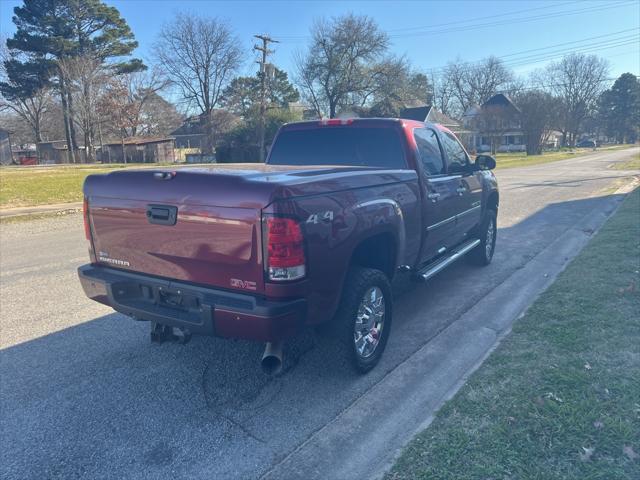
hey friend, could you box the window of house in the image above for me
[414,128,444,176]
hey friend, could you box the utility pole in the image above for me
[253,34,279,162]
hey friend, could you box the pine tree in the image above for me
[599,73,640,143]
[3,0,143,162]
[221,67,299,118]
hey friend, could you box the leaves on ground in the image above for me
[623,445,638,461]
[579,447,595,462]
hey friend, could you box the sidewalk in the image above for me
[0,202,83,218]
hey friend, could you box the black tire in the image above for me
[467,208,497,266]
[332,266,393,373]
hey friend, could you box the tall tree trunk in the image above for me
[67,89,79,162]
[34,117,43,144]
[83,81,94,163]
[84,128,91,163]
[202,110,215,155]
[59,74,76,164]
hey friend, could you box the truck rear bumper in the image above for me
[78,265,306,342]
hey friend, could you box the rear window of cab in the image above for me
[267,126,407,169]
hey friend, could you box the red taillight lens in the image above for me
[265,217,306,281]
[83,197,91,240]
[319,118,353,126]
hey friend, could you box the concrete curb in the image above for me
[0,202,83,219]
[260,187,632,480]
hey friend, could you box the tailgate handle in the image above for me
[146,204,178,226]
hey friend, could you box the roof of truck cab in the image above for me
[281,117,444,130]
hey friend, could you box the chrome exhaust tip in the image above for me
[261,341,283,375]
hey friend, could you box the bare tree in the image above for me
[430,72,455,116]
[539,53,609,146]
[443,56,514,117]
[514,89,558,155]
[154,14,242,153]
[118,68,171,137]
[295,14,389,118]
[346,63,433,118]
[136,91,183,137]
[97,77,139,162]
[58,54,111,161]
[0,86,54,144]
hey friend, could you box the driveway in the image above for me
[1,147,638,479]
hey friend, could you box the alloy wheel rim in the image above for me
[353,286,385,359]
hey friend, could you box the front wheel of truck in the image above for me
[333,267,393,373]
[467,208,497,266]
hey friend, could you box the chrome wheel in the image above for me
[353,286,385,359]
[485,217,495,259]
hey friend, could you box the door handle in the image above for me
[427,193,441,202]
[146,204,178,226]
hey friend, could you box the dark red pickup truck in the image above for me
[79,118,498,373]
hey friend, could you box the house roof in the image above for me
[482,93,521,113]
[400,105,461,128]
[37,140,85,150]
[102,136,174,146]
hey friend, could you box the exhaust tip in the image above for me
[261,355,283,375]
[261,342,283,375]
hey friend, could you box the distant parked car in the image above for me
[576,139,597,148]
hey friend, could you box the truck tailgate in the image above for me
[85,170,265,294]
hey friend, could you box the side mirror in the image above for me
[475,154,496,171]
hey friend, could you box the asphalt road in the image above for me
[1,148,638,480]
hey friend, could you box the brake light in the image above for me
[265,217,306,281]
[83,197,91,240]
[320,118,354,126]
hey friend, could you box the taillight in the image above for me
[83,197,91,240]
[265,217,306,281]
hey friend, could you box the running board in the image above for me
[413,239,481,282]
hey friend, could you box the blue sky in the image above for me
[1,0,639,81]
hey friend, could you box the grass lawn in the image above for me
[494,145,635,170]
[386,188,640,480]
[611,150,640,171]
[0,163,178,209]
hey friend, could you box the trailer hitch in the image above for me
[150,322,192,345]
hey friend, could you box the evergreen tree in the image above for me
[599,73,640,143]
[3,0,143,161]
[221,67,299,118]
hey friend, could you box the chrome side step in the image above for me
[413,239,481,282]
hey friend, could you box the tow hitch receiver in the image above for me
[150,322,192,345]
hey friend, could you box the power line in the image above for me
[273,0,635,42]
[488,28,639,60]
[388,0,635,39]
[419,30,639,75]
[502,76,625,94]
[503,38,639,68]
[383,0,581,33]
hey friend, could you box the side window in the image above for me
[414,128,444,176]
[440,131,469,173]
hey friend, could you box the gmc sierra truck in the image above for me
[78,118,499,374]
